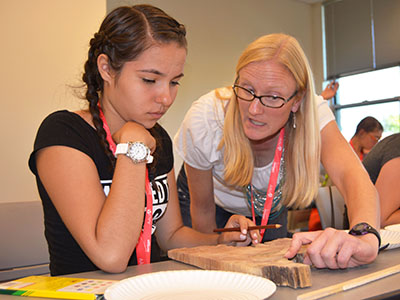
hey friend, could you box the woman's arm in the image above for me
[376,157,400,227]
[184,163,217,233]
[285,121,379,269]
[321,121,379,230]
[155,168,260,249]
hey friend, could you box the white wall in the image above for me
[0,0,322,204]
[108,0,324,173]
[0,1,106,203]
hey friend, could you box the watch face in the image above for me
[354,223,369,232]
[350,222,375,236]
[128,143,148,161]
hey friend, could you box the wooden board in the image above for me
[168,238,311,289]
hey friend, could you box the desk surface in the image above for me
[3,248,400,300]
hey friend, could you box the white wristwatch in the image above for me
[115,142,153,164]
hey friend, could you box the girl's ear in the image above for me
[97,54,113,84]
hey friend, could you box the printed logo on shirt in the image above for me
[151,173,169,222]
[100,173,169,233]
[101,180,112,196]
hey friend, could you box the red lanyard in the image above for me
[136,176,153,264]
[98,106,153,264]
[250,127,285,239]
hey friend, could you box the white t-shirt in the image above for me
[174,87,335,216]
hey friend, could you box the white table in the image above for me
[2,248,400,299]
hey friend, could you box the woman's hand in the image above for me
[217,215,261,246]
[285,228,379,269]
[112,121,156,152]
[321,81,339,100]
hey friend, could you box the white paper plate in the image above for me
[104,270,276,300]
[384,224,400,232]
[381,227,400,250]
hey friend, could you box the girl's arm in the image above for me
[36,121,155,273]
[155,168,260,250]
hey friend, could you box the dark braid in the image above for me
[81,5,187,166]
[82,35,115,165]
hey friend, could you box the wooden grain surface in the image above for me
[168,238,311,289]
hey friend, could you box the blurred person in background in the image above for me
[363,133,400,227]
[350,116,383,161]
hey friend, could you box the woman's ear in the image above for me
[291,91,304,113]
[97,54,113,84]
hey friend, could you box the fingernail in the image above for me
[241,229,247,235]
[240,234,246,240]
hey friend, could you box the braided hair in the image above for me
[82,5,187,166]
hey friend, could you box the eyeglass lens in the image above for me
[234,86,285,108]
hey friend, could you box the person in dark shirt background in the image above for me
[363,133,400,227]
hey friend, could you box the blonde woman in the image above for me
[174,33,380,269]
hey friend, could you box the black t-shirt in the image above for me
[363,133,400,184]
[28,110,173,275]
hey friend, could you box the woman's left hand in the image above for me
[217,215,261,247]
[321,80,339,100]
[285,228,379,269]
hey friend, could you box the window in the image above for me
[322,0,400,141]
[323,0,400,79]
[324,66,400,141]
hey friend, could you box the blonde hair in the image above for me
[218,33,320,209]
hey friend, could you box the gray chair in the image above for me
[0,201,49,282]
[315,185,346,229]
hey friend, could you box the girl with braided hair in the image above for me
[29,4,258,276]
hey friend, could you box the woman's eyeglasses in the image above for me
[232,84,297,109]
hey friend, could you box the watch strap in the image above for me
[349,222,381,248]
[115,143,129,156]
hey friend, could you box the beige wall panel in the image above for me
[0,1,106,203]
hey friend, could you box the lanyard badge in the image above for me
[99,106,153,264]
[250,128,284,239]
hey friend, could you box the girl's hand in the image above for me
[217,215,261,246]
[112,122,156,153]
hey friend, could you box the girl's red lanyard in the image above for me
[98,106,153,264]
[250,127,285,239]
